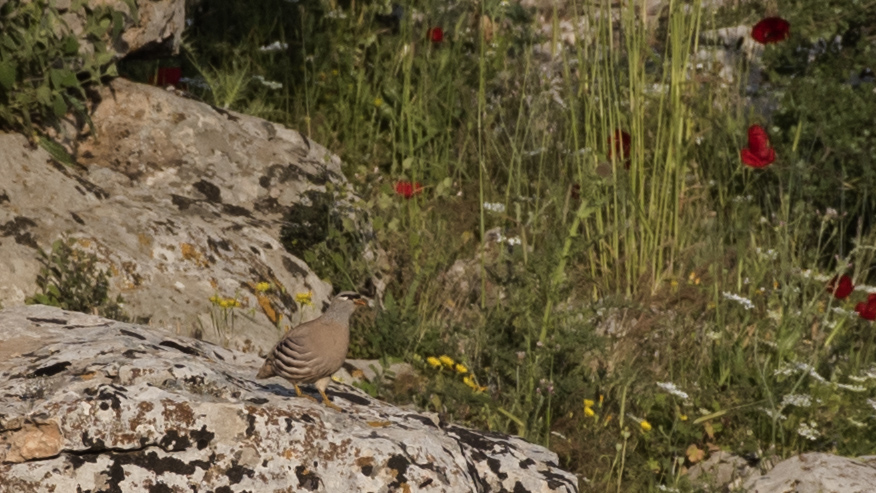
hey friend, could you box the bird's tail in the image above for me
[256,359,276,379]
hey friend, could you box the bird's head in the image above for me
[334,291,369,307]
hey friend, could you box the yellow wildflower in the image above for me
[583,399,595,408]
[680,414,688,421]
[439,355,455,367]
[640,420,652,432]
[255,282,271,293]
[295,291,313,307]
[426,356,442,368]
[209,294,221,305]
[463,375,476,389]
[584,406,595,417]
[373,97,383,108]
[455,363,468,374]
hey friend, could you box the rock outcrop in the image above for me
[0,77,357,353]
[742,453,876,493]
[51,0,185,58]
[0,305,579,492]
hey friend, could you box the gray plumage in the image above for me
[256,291,366,410]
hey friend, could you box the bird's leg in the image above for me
[318,388,343,412]
[294,384,319,403]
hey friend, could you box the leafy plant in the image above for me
[26,237,128,320]
[0,0,136,139]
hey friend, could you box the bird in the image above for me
[256,291,367,411]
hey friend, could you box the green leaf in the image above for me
[0,60,16,89]
[38,136,76,168]
[62,36,79,55]
[36,85,52,105]
[50,68,78,88]
[52,93,68,117]
[94,51,114,67]
[102,62,118,77]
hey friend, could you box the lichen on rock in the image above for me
[0,304,579,492]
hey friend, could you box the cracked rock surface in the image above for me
[0,77,351,354]
[0,305,579,492]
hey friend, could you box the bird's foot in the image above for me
[294,384,320,404]
[318,389,344,412]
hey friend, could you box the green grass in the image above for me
[162,0,876,490]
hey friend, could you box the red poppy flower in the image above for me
[151,67,182,87]
[855,294,876,321]
[827,275,854,299]
[752,17,790,44]
[741,125,776,168]
[428,27,444,44]
[608,129,631,169]
[395,181,423,199]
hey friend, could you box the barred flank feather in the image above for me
[256,291,366,385]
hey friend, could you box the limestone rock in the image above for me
[52,0,185,58]
[0,305,579,492]
[0,77,353,353]
[685,451,759,491]
[743,452,876,493]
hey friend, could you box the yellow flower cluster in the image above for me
[209,294,240,309]
[583,399,596,418]
[255,282,271,293]
[295,290,313,307]
[463,375,487,393]
[424,354,485,392]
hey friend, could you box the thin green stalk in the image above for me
[477,0,487,310]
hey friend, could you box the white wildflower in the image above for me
[774,362,827,383]
[755,247,778,260]
[252,75,282,90]
[760,407,787,421]
[483,202,506,213]
[259,41,288,52]
[832,306,856,316]
[722,291,754,310]
[836,383,866,392]
[657,382,690,401]
[796,421,820,441]
[780,394,811,408]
